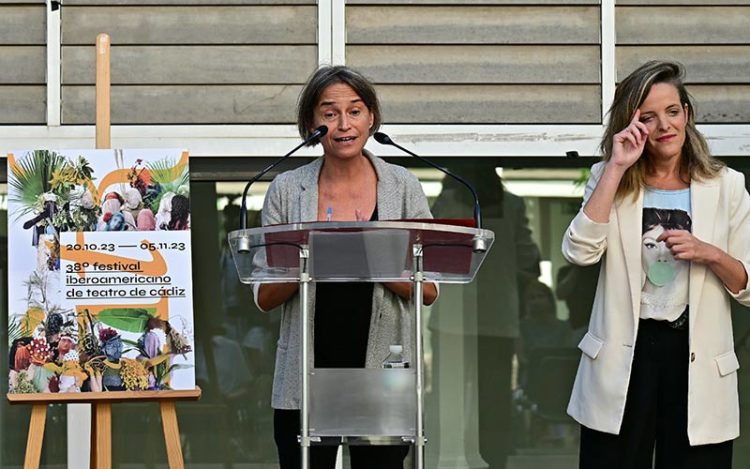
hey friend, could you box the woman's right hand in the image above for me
[580,110,649,224]
[611,109,649,170]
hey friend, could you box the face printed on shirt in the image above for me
[641,207,691,289]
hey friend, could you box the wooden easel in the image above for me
[9,389,201,469]
[7,34,202,469]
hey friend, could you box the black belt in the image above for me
[640,306,689,331]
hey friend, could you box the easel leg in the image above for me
[160,400,185,469]
[23,403,47,469]
[93,402,112,469]
[90,405,97,468]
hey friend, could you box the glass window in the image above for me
[4,159,750,468]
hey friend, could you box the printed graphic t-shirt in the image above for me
[640,187,691,322]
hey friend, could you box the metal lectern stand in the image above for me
[228,221,494,469]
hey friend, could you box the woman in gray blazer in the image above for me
[563,61,750,468]
[253,65,437,469]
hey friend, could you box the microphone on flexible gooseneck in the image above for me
[374,132,483,227]
[239,125,329,230]
[373,132,486,252]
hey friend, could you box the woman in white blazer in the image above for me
[562,61,750,469]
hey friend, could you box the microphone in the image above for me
[374,132,483,227]
[239,125,328,231]
[374,132,486,252]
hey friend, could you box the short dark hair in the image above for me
[642,207,692,234]
[296,65,382,146]
[168,194,190,230]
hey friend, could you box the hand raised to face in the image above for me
[611,109,650,170]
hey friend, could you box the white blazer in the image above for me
[562,161,750,445]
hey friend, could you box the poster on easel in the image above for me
[6,148,195,394]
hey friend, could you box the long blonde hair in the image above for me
[601,61,723,199]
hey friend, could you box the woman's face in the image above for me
[313,83,374,161]
[57,337,75,356]
[101,199,121,215]
[638,82,688,162]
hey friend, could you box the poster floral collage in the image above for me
[7,148,195,395]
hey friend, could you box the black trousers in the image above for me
[274,409,409,469]
[579,319,733,469]
[477,336,514,469]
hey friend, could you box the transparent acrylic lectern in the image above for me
[228,220,494,469]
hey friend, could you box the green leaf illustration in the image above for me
[96,308,155,333]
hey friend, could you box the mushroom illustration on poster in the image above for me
[6,148,195,394]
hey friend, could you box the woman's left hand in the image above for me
[383,282,438,305]
[658,229,718,264]
[355,209,368,221]
[659,229,749,293]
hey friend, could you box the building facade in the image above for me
[2,1,750,468]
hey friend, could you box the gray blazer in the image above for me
[253,151,432,409]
